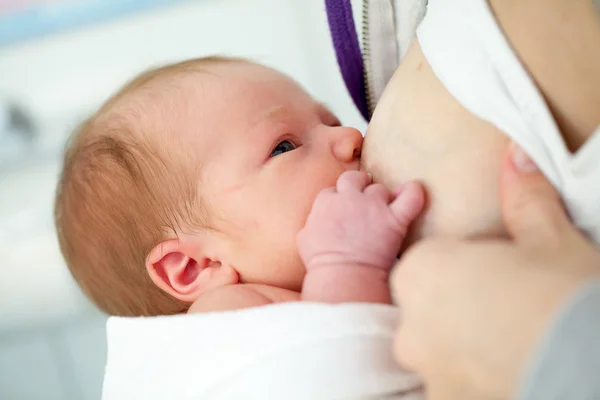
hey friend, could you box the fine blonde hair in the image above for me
[55,56,239,316]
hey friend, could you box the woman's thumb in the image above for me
[500,142,571,245]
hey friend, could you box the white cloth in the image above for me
[102,302,422,400]
[417,0,600,243]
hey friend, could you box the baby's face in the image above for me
[363,41,510,244]
[169,62,362,291]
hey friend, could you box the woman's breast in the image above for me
[362,41,509,243]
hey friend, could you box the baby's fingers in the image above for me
[336,171,372,192]
[390,182,425,229]
[364,183,393,203]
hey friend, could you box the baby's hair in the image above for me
[55,56,241,316]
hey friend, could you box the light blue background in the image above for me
[0,0,190,47]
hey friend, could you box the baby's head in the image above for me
[55,57,362,316]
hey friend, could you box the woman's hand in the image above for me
[390,142,600,399]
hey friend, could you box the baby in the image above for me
[54,57,423,317]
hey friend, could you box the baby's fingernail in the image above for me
[509,142,538,173]
[366,172,373,181]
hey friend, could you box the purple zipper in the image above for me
[325,0,370,121]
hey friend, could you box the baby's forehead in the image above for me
[108,61,316,154]
[128,62,304,113]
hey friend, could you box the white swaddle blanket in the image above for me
[102,302,422,400]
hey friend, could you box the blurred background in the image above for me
[0,1,364,398]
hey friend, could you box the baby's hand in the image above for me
[297,171,424,272]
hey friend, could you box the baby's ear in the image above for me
[146,239,239,303]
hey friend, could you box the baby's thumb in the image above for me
[390,181,425,231]
[501,142,571,246]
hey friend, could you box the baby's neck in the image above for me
[187,284,300,314]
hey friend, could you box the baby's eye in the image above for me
[270,140,296,157]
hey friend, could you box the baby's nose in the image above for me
[332,127,363,164]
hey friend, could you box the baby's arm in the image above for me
[298,171,424,304]
[302,264,393,304]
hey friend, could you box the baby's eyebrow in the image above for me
[261,105,288,120]
[246,105,288,133]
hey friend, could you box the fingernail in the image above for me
[366,172,373,181]
[510,142,538,173]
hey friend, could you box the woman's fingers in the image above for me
[501,142,573,247]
